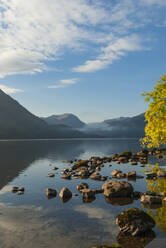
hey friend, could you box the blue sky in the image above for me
[0,0,165,123]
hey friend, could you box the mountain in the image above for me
[0,89,47,138]
[0,89,145,139]
[42,113,85,128]
[104,113,146,137]
[80,113,146,138]
[0,90,96,139]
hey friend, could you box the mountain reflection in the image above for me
[0,139,141,190]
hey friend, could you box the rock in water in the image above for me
[77,182,89,192]
[82,189,96,203]
[102,181,133,198]
[141,195,162,205]
[59,187,72,202]
[46,188,57,197]
[116,208,155,236]
[72,160,89,170]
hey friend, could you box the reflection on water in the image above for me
[0,139,165,248]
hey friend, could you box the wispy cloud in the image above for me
[0,0,165,77]
[48,78,79,89]
[48,85,66,89]
[0,85,23,94]
[73,35,143,72]
[60,78,78,84]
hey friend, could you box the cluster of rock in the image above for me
[58,150,149,182]
[111,169,143,180]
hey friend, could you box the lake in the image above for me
[0,139,166,248]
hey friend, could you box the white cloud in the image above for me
[48,78,78,89]
[0,84,23,94]
[0,0,165,77]
[73,35,143,72]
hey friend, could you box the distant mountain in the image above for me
[0,89,146,139]
[80,113,146,138]
[42,113,85,128]
[0,89,47,138]
[104,113,146,138]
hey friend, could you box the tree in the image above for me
[141,75,166,148]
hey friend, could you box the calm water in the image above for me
[0,139,166,248]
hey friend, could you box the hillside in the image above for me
[0,89,47,138]
[42,113,85,128]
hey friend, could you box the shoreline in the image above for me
[0,137,140,142]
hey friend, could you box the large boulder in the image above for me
[102,181,133,198]
[116,208,155,236]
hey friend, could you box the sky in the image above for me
[0,0,165,123]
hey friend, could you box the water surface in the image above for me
[0,139,165,248]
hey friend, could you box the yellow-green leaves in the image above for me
[141,75,166,148]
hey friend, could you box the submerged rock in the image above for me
[116,208,155,236]
[59,187,72,202]
[102,181,133,198]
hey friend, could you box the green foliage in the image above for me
[141,75,166,148]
